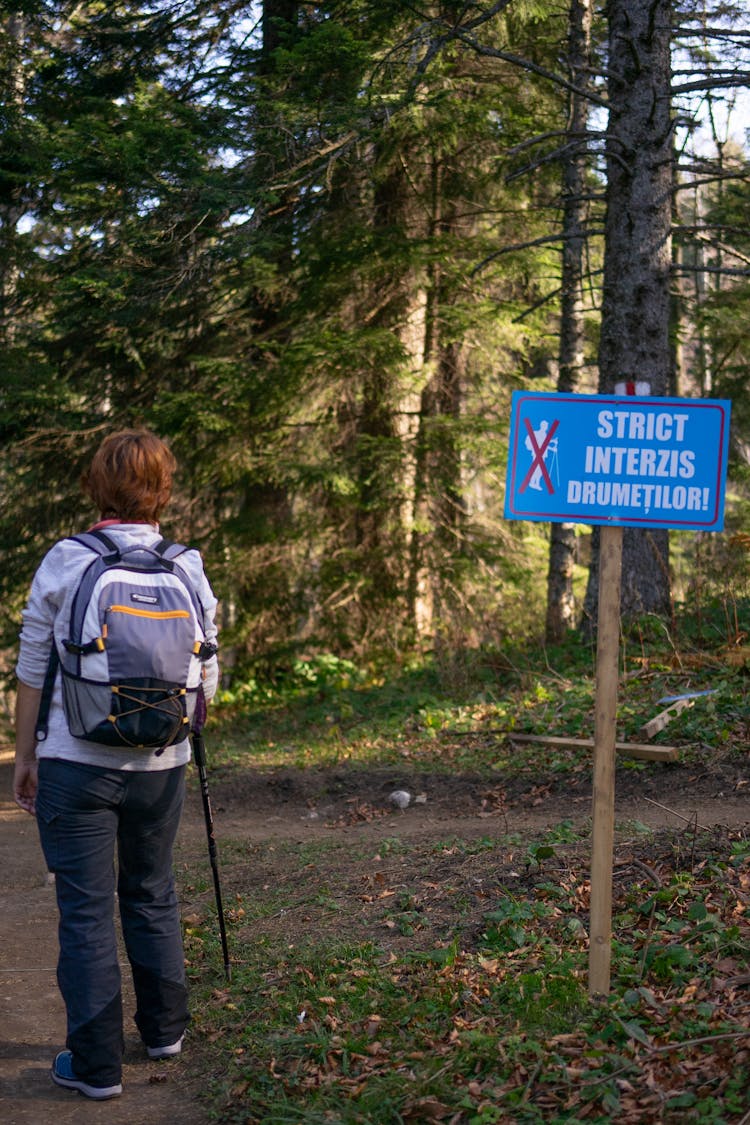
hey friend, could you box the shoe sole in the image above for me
[52,1069,122,1099]
[147,1035,184,1060]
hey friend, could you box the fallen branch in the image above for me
[652,1028,750,1053]
[625,858,663,888]
[642,796,709,832]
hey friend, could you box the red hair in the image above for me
[82,429,177,523]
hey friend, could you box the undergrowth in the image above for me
[184,827,750,1124]
[207,606,750,775]
[181,611,750,1123]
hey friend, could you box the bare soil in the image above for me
[1,743,748,1124]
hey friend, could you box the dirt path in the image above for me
[0,749,211,1125]
[1,744,748,1124]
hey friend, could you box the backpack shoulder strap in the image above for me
[70,529,121,561]
[153,537,188,561]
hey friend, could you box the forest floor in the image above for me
[1,740,749,1124]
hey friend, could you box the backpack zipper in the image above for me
[106,605,190,621]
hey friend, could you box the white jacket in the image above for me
[16,523,219,771]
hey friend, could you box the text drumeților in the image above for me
[568,409,708,514]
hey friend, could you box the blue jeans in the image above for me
[36,759,189,1087]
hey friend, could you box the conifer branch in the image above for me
[472,230,606,276]
[672,264,750,277]
[446,34,608,108]
[672,73,750,95]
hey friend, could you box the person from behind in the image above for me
[13,429,219,1099]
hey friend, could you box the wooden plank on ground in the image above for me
[640,697,693,739]
[506,732,678,762]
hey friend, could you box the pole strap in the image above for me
[35,644,60,742]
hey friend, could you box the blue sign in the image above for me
[505,392,731,530]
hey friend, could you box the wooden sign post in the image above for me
[588,525,623,996]
[504,390,731,998]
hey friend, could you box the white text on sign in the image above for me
[569,408,704,514]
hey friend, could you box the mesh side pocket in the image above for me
[61,673,111,740]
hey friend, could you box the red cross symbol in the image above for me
[519,417,559,494]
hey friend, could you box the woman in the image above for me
[13,429,219,1100]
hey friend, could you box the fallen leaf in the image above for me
[403,1096,454,1121]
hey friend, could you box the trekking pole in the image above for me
[191,693,231,981]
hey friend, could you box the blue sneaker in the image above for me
[51,1050,122,1100]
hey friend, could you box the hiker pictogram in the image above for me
[521,417,559,493]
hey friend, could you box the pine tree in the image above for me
[546,0,596,643]
[583,0,674,625]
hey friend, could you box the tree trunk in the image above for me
[583,0,674,627]
[0,14,26,347]
[406,148,470,645]
[406,150,441,640]
[262,0,297,55]
[546,0,592,644]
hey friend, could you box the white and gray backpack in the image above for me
[36,530,217,750]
